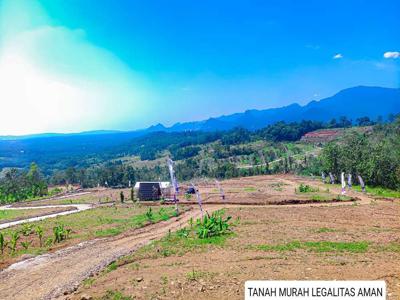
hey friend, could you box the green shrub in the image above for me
[9,231,20,254]
[21,224,33,236]
[195,210,232,239]
[145,208,154,222]
[53,224,71,243]
[35,226,44,247]
[0,232,5,255]
[21,241,31,250]
[297,183,318,193]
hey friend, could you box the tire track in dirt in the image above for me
[0,207,212,300]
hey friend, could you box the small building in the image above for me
[134,182,171,201]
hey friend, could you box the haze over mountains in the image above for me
[0,85,399,172]
[155,86,400,132]
[1,85,399,141]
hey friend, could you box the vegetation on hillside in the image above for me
[304,117,400,189]
[0,115,399,203]
[0,163,48,203]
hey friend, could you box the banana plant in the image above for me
[53,224,71,243]
[145,208,154,222]
[195,210,232,239]
[35,226,44,247]
[0,232,5,255]
[9,231,20,254]
[21,241,32,250]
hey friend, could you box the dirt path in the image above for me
[0,207,209,300]
[0,204,93,230]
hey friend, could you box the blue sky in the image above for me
[0,0,399,134]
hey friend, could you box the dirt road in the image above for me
[0,204,92,230]
[0,207,210,300]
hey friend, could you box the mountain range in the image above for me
[0,85,399,172]
[1,85,399,141]
[153,86,400,132]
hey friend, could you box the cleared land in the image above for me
[181,174,354,205]
[0,205,180,270]
[0,175,398,300]
[69,201,400,300]
[0,206,76,224]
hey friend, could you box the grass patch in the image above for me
[310,195,332,201]
[0,210,29,221]
[0,206,180,262]
[105,262,118,273]
[335,195,352,201]
[130,231,232,261]
[244,187,257,192]
[315,227,337,233]
[186,269,217,281]
[267,182,289,192]
[118,210,235,266]
[0,208,69,222]
[100,290,133,300]
[95,227,124,237]
[82,277,96,288]
[303,241,368,253]
[377,242,400,253]
[309,194,351,201]
[250,241,369,253]
[325,184,400,199]
[353,185,400,198]
[296,183,319,193]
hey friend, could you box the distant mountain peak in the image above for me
[141,86,400,133]
[147,123,167,131]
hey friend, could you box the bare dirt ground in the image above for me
[69,201,400,300]
[179,174,358,205]
[0,175,398,300]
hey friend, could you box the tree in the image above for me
[338,116,352,128]
[356,116,374,126]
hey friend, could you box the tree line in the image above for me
[1,114,398,203]
[0,163,48,203]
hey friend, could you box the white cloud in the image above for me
[333,53,343,59]
[383,51,400,59]
[0,0,155,135]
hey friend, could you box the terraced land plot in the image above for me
[69,201,400,300]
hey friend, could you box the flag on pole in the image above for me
[347,174,352,189]
[357,175,366,193]
[167,158,179,214]
[341,172,346,195]
[215,180,226,201]
[329,172,335,184]
[191,183,203,216]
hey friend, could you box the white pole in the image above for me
[191,183,203,217]
[341,172,346,195]
[168,158,179,214]
[215,180,226,201]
